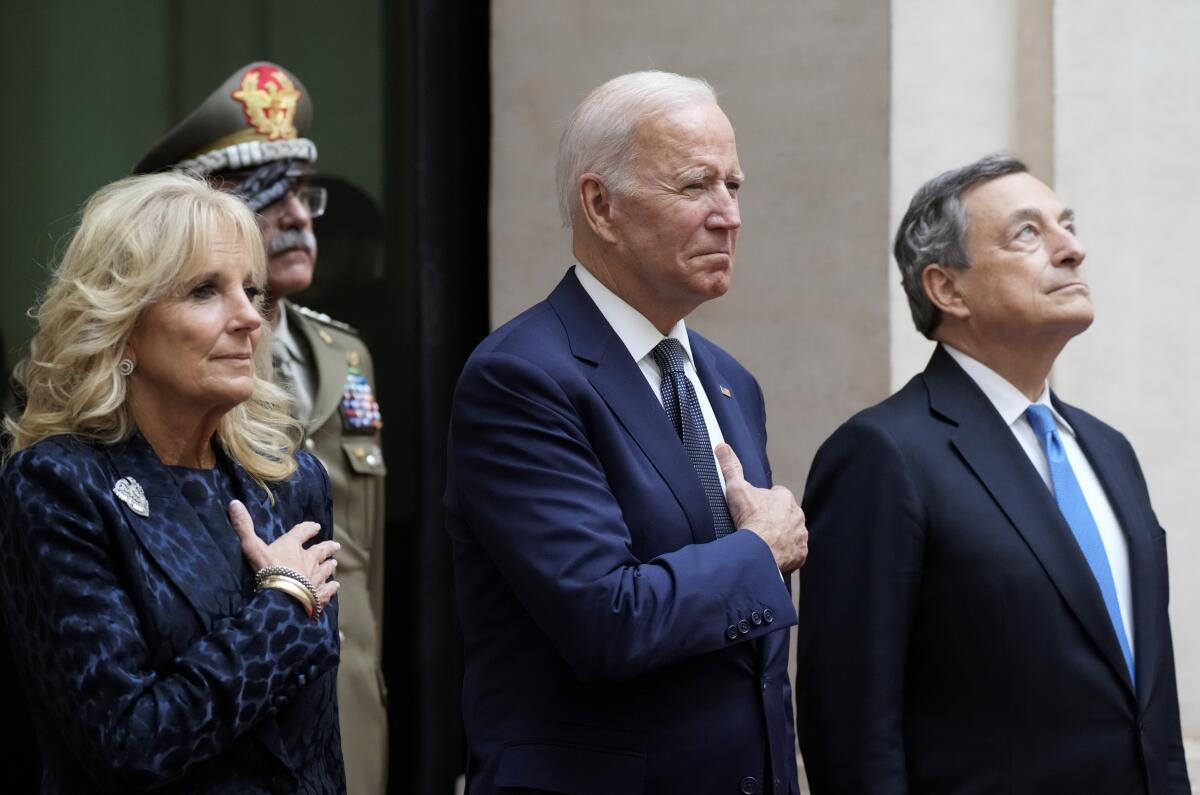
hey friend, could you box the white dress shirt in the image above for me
[943,344,1135,656]
[574,264,728,490]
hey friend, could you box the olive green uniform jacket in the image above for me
[286,302,387,795]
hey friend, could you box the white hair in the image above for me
[555,70,718,228]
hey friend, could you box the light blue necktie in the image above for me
[1025,404,1134,683]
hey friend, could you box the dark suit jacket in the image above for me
[445,269,800,795]
[0,433,345,794]
[796,346,1190,794]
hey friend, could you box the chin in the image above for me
[268,258,315,297]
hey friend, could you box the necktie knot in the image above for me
[1025,403,1057,438]
[652,338,687,378]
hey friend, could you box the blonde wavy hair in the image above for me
[6,172,302,491]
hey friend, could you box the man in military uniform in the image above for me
[134,62,388,795]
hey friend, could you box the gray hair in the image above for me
[894,153,1029,338]
[556,71,717,228]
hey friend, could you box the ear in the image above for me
[922,263,970,321]
[578,173,620,244]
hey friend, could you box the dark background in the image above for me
[0,0,489,792]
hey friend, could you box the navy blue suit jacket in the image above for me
[445,269,800,795]
[796,346,1190,794]
[0,433,345,794]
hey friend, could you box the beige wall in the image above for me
[492,0,1198,780]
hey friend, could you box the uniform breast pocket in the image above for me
[332,439,385,554]
[341,440,386,476]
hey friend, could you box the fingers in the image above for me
[314,557,338,585]
[228,500,266,552]
[715,443,745,484]
[317,580,341,606]
[228,500,254,538]
[286,521,322,545]
[310,540,341,562]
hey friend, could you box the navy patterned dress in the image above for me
[0,432,346,794]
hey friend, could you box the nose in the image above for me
[705,186,741,231]
[231,290,264,334]
[1052,224,1086,268]
[278,190,313,228]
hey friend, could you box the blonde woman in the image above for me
[1,173,345,793]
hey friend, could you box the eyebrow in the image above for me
[676,167,747,184]
[1007,206,1075,226]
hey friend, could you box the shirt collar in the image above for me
[941,343,1075,436]
[271,299,305,361]
[573,264,693,366]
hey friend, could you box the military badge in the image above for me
[340,353,383,432]
[232,65,302,141]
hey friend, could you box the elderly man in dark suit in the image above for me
[445,71,809,795]
[796,154,1191,794]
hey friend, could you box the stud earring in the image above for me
[118,358,135,376]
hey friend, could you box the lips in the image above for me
[1049,282,1088,293]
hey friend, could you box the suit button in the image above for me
[309,664,320,678]
[762,608,774,624]
[751,611,763,625]
[761,676,768,690]
[740,775,760,793]
[265,706,278,718]
[296,673,307,686]
[304,438,315,452]
[737,619,751,635]
[726,625,739,641]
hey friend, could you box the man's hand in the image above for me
[716,443,808,573]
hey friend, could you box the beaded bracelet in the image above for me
[255,565,323,619]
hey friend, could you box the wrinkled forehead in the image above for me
[631,101,740,170]
[962,171,1066,222]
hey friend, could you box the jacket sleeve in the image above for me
[1122,435,1192,795]
[0,443,339,791]
[447,349,795,684]
[795,416,924,794]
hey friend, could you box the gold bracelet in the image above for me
[259,574,317,618]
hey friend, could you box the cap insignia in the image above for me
[232,66,302,141]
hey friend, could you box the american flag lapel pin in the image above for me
[719,385,732,398]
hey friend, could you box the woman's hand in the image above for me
[228,500,341,608]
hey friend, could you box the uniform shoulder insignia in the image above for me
[293,303,360,336]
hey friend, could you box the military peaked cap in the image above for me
[133,61,317,176]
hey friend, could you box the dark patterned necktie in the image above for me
[652,338,735,537]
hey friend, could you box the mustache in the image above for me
[268,229,317,257]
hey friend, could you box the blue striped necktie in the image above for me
[1025,404,1134,683]
[652,339,735,538]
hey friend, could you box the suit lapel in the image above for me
[926,348,1134,694]
[104,435,236,633]
[1055,400,1158,706]
[549,269,717,545]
